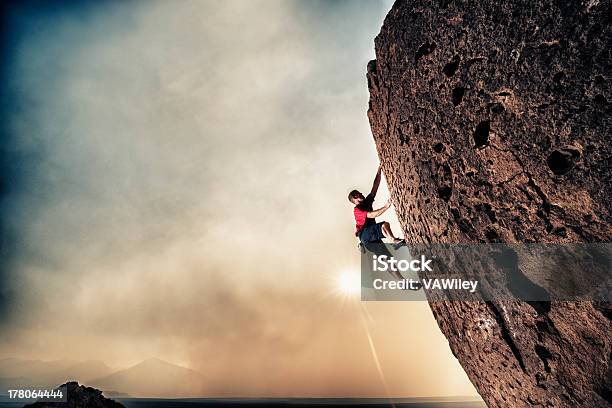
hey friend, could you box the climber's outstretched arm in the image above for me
[369,165,382,198]
[367,198,391,218]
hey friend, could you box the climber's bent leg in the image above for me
[359,223,406,279]
[381,221,403,244]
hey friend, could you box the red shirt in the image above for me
[354,207,368,234]
[354,194,375,235]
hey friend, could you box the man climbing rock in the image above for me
[348,165,405,249]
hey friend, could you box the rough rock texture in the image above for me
[367,1,611,407]
[23,382,124,408]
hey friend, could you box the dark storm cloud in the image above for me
[0,0,130,326]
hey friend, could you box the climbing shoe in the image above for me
[392,239,406,250]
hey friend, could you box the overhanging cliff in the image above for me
[367,1,611,407]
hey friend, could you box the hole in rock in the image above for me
[433,142,445,153]
[537,103,549,110]
[452,87,465,106]
[485,230,500,241]
[596,305,612,322]
[489,103,505,113]
[594,94,607,105]
[481,203,497,222]
[457,218,475,236]
[535,321,550,333]
[438,186,452,202]
[552,72,565,83]
[415,42,436,62]
[442,55,460,77]
[547,148,580,175]
[473,120,491,148]
[590,23,603,36]
[450,208,461,220]
[498,91,512,96]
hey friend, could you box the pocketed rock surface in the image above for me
[366,1,611,406]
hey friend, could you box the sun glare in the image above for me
[336,269,361,297]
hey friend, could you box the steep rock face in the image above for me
[367,1,611,407]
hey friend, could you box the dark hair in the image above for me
[348,189,361,203]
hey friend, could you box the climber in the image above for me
[348,165,406,250]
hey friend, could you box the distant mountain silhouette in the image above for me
[0,358,76,384]
[53,360,114,383]
[0,358,111,390]
[89,358,206,397]
[0,357,204,397]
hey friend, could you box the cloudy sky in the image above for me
[0,0,478,398]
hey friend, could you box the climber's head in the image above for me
[348,190,364,205]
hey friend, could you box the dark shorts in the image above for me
[358,222,385,243]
